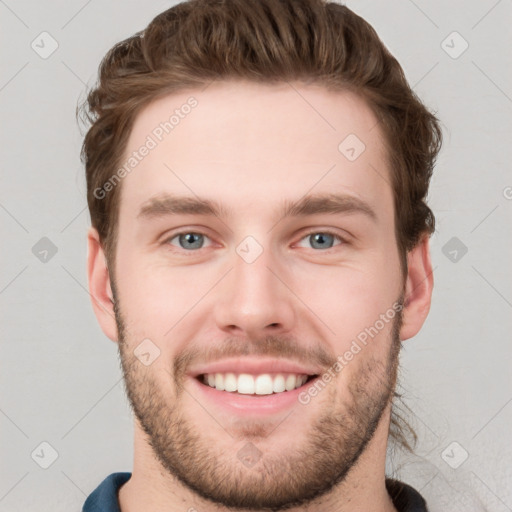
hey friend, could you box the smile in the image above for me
[198,372,317,395]
[188,357,322,414]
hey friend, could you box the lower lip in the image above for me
[189,376,317,416]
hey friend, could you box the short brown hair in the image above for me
[79,0,442,276]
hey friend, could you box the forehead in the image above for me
[119,80,392,221]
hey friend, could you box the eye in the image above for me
[166,232,213,251]
[296,230,345,250]
[163,229,346,254]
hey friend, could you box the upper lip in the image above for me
[188,357,321,378]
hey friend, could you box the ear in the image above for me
[87,227,118,342]
[400,234,434,341]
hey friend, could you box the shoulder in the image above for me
[82,472,132,512]
[386,478,429,512]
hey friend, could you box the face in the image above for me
[109,81,406,509]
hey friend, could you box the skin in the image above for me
[87,80,433,512]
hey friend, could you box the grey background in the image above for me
[1,1,511,511]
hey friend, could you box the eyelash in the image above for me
[162,229,347,255]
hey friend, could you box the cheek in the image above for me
[298,258,402,365]
[115,254,224,349]
[114,255,180,335]
[302,255,401,324]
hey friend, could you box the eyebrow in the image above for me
[137,192,377,223]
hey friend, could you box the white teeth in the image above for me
[285,374,297,391]
[255,374,273,395]
[224,373,237,392]
[215,373,225,391]
[272,374,286,393]
[201,372,312,395]
[237,374,255,394]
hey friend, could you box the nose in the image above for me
[213,242,296,338]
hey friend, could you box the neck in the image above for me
[118,404,397,512]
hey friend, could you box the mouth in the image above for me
[196,372,319,395]
[187,358,322,415]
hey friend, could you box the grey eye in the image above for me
[172,233,206,250]
[307,232,338,250]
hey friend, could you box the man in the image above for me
[81,0,442,510]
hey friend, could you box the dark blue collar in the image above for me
[82,473,428,511]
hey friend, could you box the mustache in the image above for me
[173,335,338,381]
